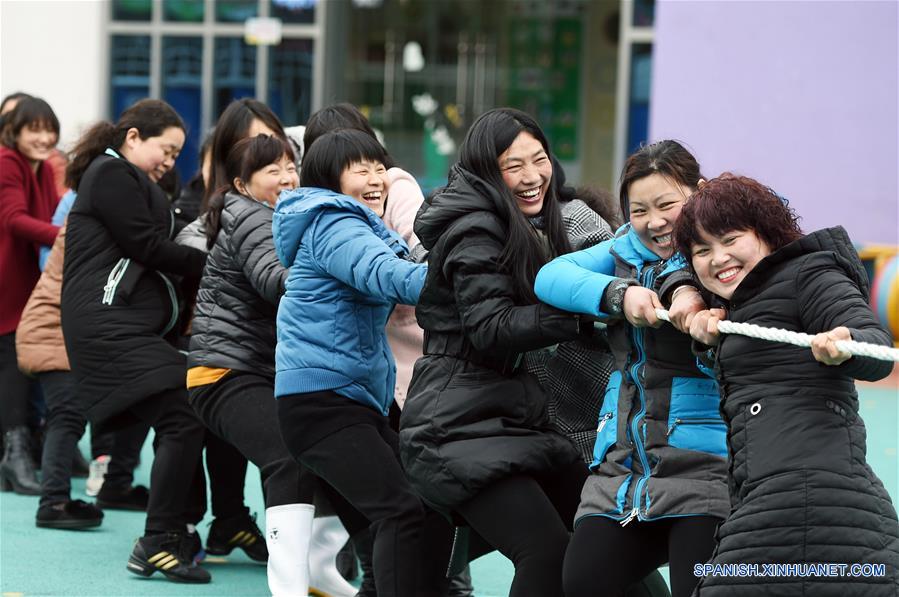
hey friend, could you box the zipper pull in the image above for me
[666,418,681,437]
[597,413,613,433]
[620,507,639,527]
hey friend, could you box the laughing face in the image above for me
[627,173,693,259]
[690,227,772,300]
[498,131,552,217]
[339,159,390,217]
[15,122,58,164]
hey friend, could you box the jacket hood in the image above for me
[732,226,868,303]
[273,186,403,266]
[414,164,513,250]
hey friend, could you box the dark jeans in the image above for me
[454,461,588,597]
[102,387,205,533]
[0,332,32,433]
[563,514,721,597]
[278,392,453,597]
[190,372,312,508]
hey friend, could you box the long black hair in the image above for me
[300,128,391,192]
[302,103,388,164]
[65,99,184,191]
[205,99,287,212]
[458,108,571,304]
[204,134,295,248]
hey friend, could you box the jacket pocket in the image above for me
[667,376,726,457]
[590,370,622,470]
[745,397,853,483]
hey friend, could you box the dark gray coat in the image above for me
[188,192,286,377]
[694,227,899,596]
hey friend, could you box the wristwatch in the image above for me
[602,278,638,317]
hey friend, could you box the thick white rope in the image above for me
[655,309,899,363]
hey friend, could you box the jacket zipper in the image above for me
[621,262,659,526]
[666,417,724,437]
[597,412,614,433]
[101,258,130,305]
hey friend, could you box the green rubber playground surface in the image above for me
[2,384,895,597]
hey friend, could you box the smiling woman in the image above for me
[60,99,212,584]
[535,140,728,597]
[398,108,592,597]
[0,96,62,497]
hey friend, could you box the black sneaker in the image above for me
[127,532,211,583]
[36,499,103,529]
[97,484,149,511]
[205,512,268,562]
[182,529,206,564]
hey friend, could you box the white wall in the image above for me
[0,0,106,150]
[650,1,898,245]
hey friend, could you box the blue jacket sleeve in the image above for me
[39,189,76,271]
[535,238,620,317]
[311,210,426,305]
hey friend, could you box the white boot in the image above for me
[266,503,315,597]
[308,516,357,597]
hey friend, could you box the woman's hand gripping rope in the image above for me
[655,309,899,364]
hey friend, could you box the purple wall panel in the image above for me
[650,1,898,244]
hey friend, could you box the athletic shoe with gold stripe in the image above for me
[205,512,268,563]
[127,532,211,583]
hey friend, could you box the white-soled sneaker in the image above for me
[85,455,109,497]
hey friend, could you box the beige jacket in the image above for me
[383,168,425,408]
[16,224,69,374]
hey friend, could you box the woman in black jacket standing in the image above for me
[187,134,316,596]
[399,108,591,597]
[61,99,210,583]
[674,174,899,596]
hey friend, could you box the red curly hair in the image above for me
[674,173,803,258]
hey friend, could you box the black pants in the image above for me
[90,415,149,489]
[278,392,452,597]
[190,372,312,508]
[453,461,588,597]
[0,332,32,433]
[38,371,150,507]
[563,514,721,597]
[102,386,205,533]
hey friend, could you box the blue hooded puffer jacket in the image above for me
[272,187,426,414]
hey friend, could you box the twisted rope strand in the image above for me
[654,309,899,363]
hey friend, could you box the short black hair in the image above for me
[0,96,60,148]
[300,128,390,193]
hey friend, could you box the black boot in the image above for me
[354,528,377,597]
[448,565,474,597]
[0,426,41,495]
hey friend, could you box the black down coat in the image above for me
[61,152,206,422]
[694,227,899,596]
[398,165,586,512]
[188,192,285,377]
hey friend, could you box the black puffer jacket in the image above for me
[694,227,899,596]
[398,165,585,511]
[61,152,206,421]
[188,192,285,377]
